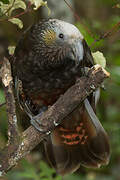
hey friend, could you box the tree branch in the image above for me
[0,57,110,176]
[1,57,20,143]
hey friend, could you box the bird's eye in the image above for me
[59,33,64,39]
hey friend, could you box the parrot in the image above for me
[11,19,110,175]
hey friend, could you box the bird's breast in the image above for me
[23,63,83,114]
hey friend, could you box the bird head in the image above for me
[25,19,94,69]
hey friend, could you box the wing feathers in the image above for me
[44,98,110,175]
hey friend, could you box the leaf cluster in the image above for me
[0,0,48,28]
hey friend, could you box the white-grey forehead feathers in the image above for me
[49,19,84,39]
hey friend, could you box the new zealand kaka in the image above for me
[11,19,110,175]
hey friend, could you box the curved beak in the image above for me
[68,39,84,66]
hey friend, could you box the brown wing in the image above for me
[44,97,110,175]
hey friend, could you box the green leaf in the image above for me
[0,0,26,17]
[8,0,26,15]
[14,0,26,10]
[30,0,48,10]
[0,2,10,16]
[92,51,106,68]
[8,45,15,55]
[8,17,23,28]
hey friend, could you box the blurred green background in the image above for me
[0,0,120,179]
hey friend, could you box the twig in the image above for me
[63,0,94,39]
[0,57,110,176]
[1,57,20,144]
[0,1,32,22]
[64,0,120,48]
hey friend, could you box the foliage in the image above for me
[30,0,49,11]
[92,51,106,68]
[0,0,48,28]
[0,0,120,180]
[6,160,62,180]
[76,22,103,48]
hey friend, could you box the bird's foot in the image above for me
[23,99,49,133]
[30,106,50,133]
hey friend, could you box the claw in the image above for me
[30,117,45,132]
[30,113,50,133]
[25,103,48,132]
